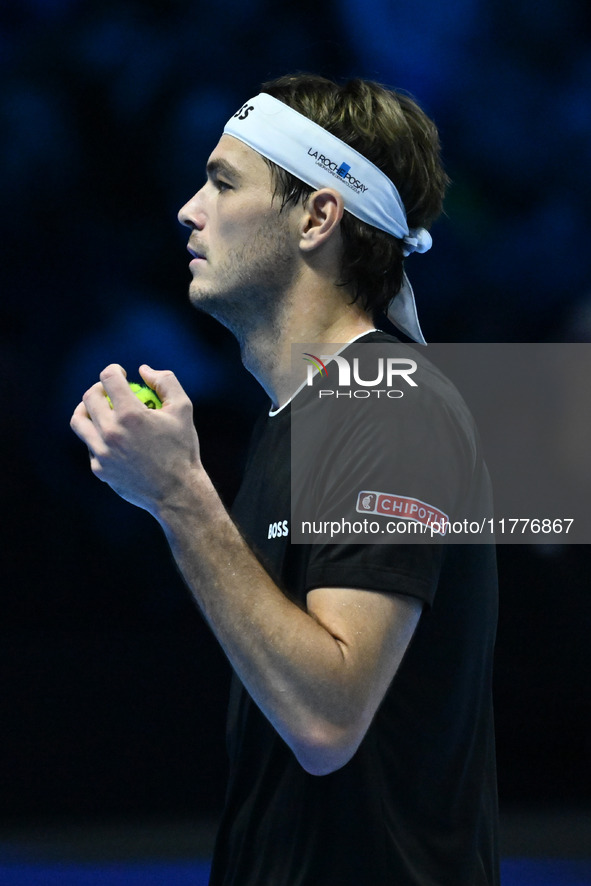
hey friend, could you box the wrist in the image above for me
[155,465,224,534]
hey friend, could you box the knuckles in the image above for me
[101,410,145,446]
[101,426,125,448]
[178,398,194,418]
[99,363,126,382]
[82,381,105,402]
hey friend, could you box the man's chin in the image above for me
[188,284,217,312]
[188,279,282,339]
[188,287,242,332]
[190,284,221,307]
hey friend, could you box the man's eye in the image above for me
[215,179,231,192]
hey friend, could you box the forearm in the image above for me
[156,467,362,773]
[70,365,415,775]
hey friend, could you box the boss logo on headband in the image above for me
[233,103,255,121]
[307,148,368,194]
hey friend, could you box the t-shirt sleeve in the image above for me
[305,541,444,607]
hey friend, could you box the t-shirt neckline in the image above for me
[268,328,380,418]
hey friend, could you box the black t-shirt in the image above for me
[208,332,499,886]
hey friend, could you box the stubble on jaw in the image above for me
[188,209,299,348]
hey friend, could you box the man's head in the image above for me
[179,73,448,342]
[255,73,449,323]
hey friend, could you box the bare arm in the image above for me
[71,364,422,775]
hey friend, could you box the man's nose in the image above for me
[177,189,205,229]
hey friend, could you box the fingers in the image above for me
[72,365,132,447]
[98,364,133,410]
[71,363,188,444]
[70,399,105,455]
[138,364,188,407]
[81,364,185,414]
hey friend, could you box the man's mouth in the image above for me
[187,244,207,261]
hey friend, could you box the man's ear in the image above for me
[299,189,345,252]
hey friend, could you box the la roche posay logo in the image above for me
[303,351,418,400]
[307,150,368,194]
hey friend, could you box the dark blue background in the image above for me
[1,0,590,826]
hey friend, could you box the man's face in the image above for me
[178,135,300,335]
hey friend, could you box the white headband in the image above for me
[224,93,431,344]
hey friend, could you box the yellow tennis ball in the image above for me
[128,383,162,409]
[106,382,162,409]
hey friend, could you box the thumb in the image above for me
[138,365,187,405]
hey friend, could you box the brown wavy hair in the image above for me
[260,73,449,319]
